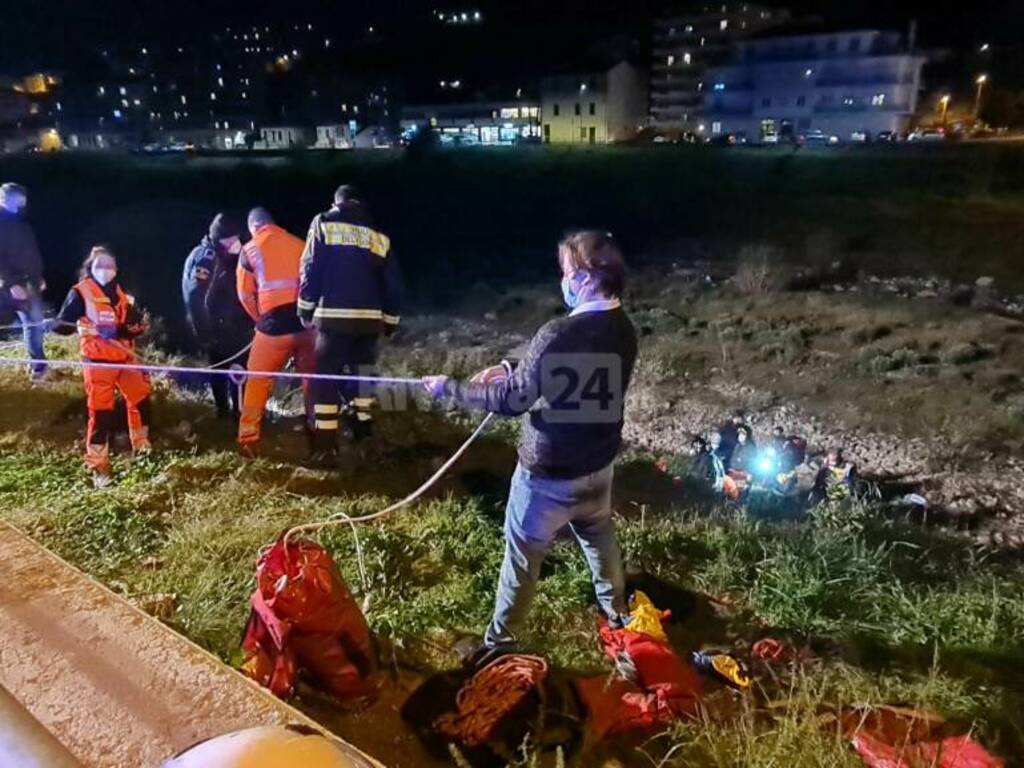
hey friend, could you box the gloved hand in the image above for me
[422,375,450,399]
[470,361,512,385]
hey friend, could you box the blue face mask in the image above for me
[561,276,579,309]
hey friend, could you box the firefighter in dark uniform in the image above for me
[298,185,401,459]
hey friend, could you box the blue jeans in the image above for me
[485,462,626,648]
[15,293,46,377]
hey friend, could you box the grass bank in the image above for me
[0,338,1021,765]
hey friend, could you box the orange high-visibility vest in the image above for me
[75,278,133,362]
[237,224,305,321]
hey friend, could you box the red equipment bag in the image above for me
[851,732,1004,768]
[241,537,377,702]
[576,616,702,738]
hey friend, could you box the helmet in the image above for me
[162,725,368,768]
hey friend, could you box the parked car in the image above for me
[800,129,840,146]
[706,133,738,147]
[908,128,946,142]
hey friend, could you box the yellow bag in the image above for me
[626,590,669,643]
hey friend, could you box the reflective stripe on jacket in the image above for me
[237,224,305,322]
[76,278,134,362]
[297,202,402,336]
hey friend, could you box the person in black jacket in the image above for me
[182,213,253,418]
[298,185,402,457]
[423,231,637,661]
[0,183,47,382]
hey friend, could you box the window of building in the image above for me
[713,82,725,91]
[553,103,560,116]
[668,26,676,36]
[848,37,862,53]
[543,124,550,142]
[574,103,581,116]
[843,96,855,106]
[667,55,675,66]
[685,24,694,32]
[796,96,806,106]
[712,121,722,134]
[580,126,587,140]
[761,97,771,107]
[871,93,886,106]
[589,102,596,115]
[720,19,728,31]
[683,52,692,65]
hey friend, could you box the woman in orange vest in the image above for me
[54,246,151,488]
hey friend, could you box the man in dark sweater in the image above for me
[424,231,638,658]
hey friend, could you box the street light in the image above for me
[974,74,988,120]
[939,94,950,127]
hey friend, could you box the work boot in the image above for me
[309,450,338,470]
[238,442,260,459]
[92,471,113,490]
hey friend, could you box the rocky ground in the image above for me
[388,261,1024,549]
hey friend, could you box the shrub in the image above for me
[942,342,996,366]
[734,245,787,297]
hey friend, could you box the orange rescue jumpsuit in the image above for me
[74,278,151,473]
[236,224,315,447]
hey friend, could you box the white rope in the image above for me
[281,412,497,585]
[0,356,422,386]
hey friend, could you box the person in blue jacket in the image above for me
[182,213,253,418]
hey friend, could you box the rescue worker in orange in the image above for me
[54,246,150,488]
[236,207,315,455]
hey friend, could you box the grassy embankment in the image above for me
[0,333,1021,766]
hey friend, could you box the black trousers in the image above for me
[311,332,379,448]
[208,345,249,417]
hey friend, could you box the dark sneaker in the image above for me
[462,641,519,671]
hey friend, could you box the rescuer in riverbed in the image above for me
[53,246,151,488]
[423,230,638,665]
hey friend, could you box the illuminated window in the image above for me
[97,86,106,96]
[181,95,187,105]
[720,19,728,30]
[804,68,814,78]
[683,52,692,65]
[529,107,539,118]
[685,24,694,32]
[217,77,224,87]
[119,86,127,96]
[713,82,725,91]
[210,92,217,101]
[121,98,129,107]
[712,121,722,134]
[667,55,675,66]
[113,109,123,118]
[871,93,886,106]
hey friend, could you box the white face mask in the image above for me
[92,267,117,286]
